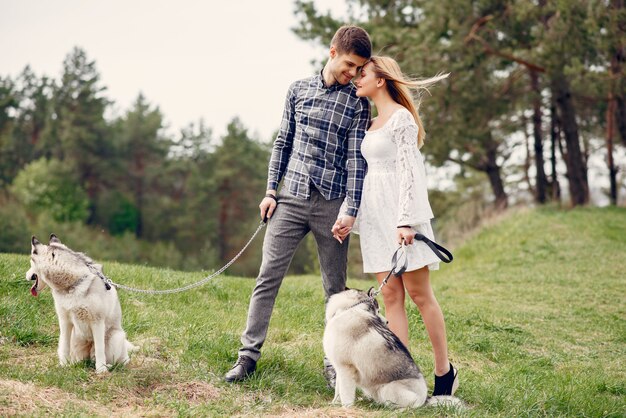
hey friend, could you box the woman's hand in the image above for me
[332,216,355,244]
[396,226,415,245]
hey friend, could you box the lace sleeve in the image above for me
[392,112,434,226]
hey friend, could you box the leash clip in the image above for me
[390,244,409,277]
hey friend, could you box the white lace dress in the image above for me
[352,107,440,273]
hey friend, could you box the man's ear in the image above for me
[329,45,337,59]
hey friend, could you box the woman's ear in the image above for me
[376,78,385,88]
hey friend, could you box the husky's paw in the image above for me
[58,357,71,367]
[126,341,139,353]
[95,364,110,374]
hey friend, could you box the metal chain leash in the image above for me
[101,221,266,295]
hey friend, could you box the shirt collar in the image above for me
[317,69,351,92]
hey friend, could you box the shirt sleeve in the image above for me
[342,97,370,217]
[267,83,297,191]
[393,112,434,226]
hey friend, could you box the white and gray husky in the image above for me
[26,235,135,373]
[324,288,461,409]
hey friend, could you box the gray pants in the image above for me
[239,187,349,361]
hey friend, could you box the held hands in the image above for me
[397,226,416,245]
[259,190,278,221]
[331,216,356,244]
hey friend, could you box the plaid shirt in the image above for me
[267,72,370,217]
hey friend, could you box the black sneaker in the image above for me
[323,357,336,390]
[433,362,459,396]
[224,355,257,383]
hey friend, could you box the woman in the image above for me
[332,56,458,396]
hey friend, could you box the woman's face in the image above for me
[355,62,380,98]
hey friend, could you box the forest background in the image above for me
[1,0,624,277]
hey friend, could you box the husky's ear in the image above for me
[367,287,375,297]
[31,236,41,247]
[49,234,61,244]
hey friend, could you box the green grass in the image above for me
[1,206,625,416]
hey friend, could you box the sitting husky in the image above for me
[323,288,460,409]
[26,234,135,373]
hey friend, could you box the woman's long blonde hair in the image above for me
[369,56,448,148]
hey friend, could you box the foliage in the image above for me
[11,157,89,223]
[0,201,29,254]
[211,118,270,275]
[51,47,114,216]
[292,0,626,208]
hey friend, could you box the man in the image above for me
[224,25,372,385]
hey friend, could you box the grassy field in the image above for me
[1,206,625,417]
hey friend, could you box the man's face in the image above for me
[328,46,369,85]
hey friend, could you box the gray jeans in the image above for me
[239,187,349,361]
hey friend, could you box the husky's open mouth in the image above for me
[30,273,39,297]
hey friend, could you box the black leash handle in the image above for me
[413,233,454,263]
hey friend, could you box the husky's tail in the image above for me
[426,395,464,408]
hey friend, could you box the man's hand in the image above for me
[260,190,278,221]
[397,226,416,245]
[331,216,356,244]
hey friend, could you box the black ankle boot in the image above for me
[224,355,257,383]
[433,362,458,396]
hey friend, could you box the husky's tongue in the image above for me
[30,277,38,297]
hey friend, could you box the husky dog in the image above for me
[323,288,460,409]
[26,234,135,373]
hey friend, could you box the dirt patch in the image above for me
[153,381,220,405]
[265,406,376,417]
[0,379,170,417]
[3,348,54,371]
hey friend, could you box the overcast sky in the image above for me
[1,0,346,141]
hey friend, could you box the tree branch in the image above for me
[464,15,546,73]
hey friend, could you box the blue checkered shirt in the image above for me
[267,72,370,217]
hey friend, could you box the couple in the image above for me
[224,25,458,397]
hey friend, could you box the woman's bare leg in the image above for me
[402,266,450,376]
[375,272,409,348]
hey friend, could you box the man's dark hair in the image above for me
[331,25,372,59]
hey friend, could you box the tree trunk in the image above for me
[617,95,626,147]
[522,114,534,195]
[611,0,626,146]
[482,145,508,210]
[549,103,561,202]
[607,91,618,206]
[551,75,589,206]
[530,71,548,203]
